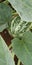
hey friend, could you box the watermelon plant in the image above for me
[0,0,32,65]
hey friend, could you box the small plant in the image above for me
[0,0,32,65]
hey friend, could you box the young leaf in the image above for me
[10,16,21,35]
[8,0,32,22]
[12,31,32,65]
[0,35,15,65]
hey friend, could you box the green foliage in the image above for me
[0,3,12,24]
[0,35,15,65]
[0,2,15,32]
[8,15,31,38]
[12,31,32,65]
[0,1,32,65]
[8,0,32,22]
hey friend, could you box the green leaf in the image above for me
[12,31,32,65]
[0,3,12,24]
[0,35,15,65]
[8,0,32,22]
[0,3,16,32]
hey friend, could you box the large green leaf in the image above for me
[0,3,12,24]
[0,35,15,65]
[12,31,32,65]
[8,0,32,22]
[0,3,16,32]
